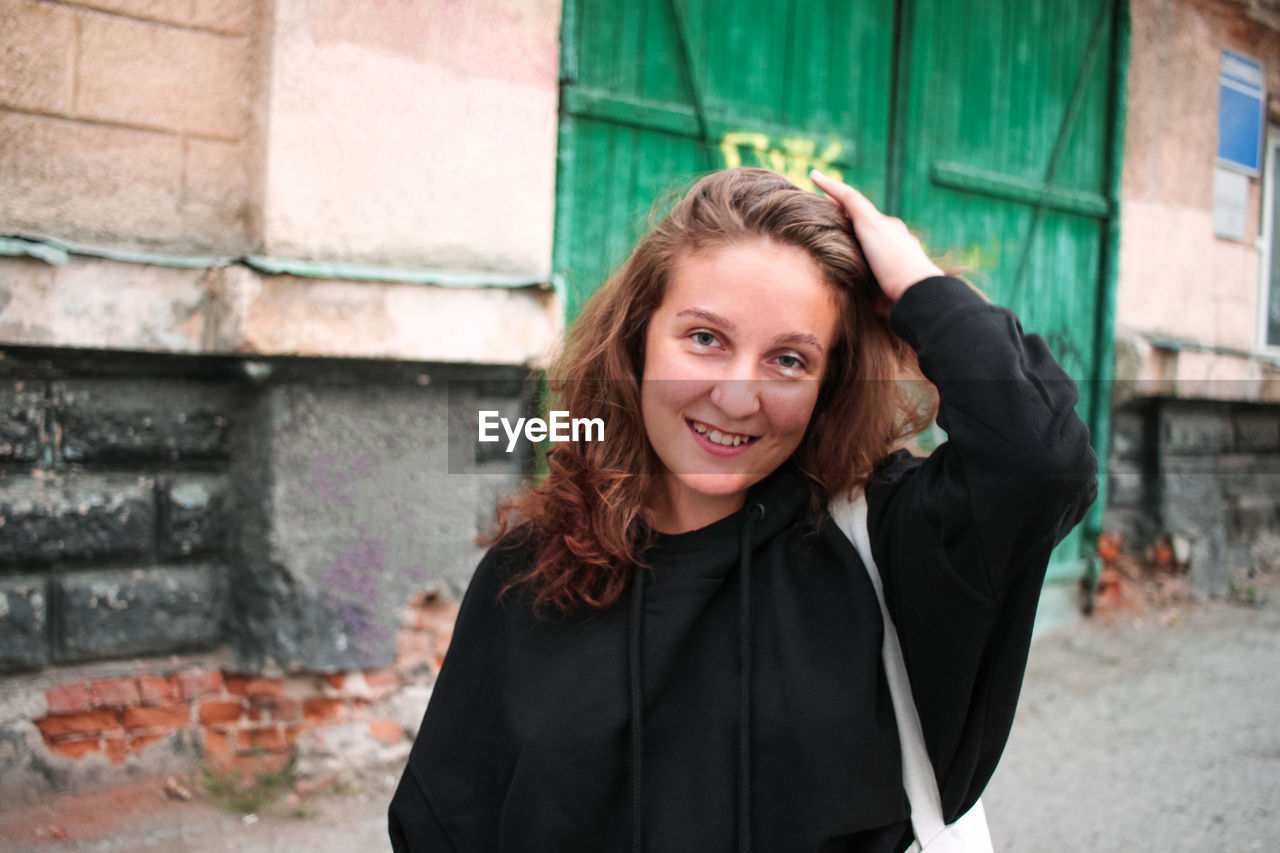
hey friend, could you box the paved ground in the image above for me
[2,573,1277,852]
[984,575,1280,852]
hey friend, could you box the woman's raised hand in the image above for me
[810,170,943,303]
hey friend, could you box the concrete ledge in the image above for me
[0,254,562,366]
[1113,327,1280,404]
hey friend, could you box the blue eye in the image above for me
[777,354,805,371]
[691,331,718,347]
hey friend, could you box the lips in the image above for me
[687,418,759,448]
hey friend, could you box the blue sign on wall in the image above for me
[1219,49,1264,174]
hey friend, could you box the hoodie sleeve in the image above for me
[388,544,518,852]
[864,276,1098,826]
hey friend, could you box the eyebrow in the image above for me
[675,308,826,354]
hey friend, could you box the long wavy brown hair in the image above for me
[490,167,937,616]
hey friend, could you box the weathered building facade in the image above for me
[1,0,561,801]
[1107,0,1280,598]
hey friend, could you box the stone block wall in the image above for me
[0,347,530,802]
[0,0,257,253]
[1105,397,1280,596]
[0,373,236,673]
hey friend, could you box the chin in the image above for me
[677,472,756,498]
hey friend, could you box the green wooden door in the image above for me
[554,0,897,319]
[553,0,1126,590]
[896,0,1122,584]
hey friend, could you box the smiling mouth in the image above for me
[687,419,760,448]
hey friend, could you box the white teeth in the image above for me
[691,420,752,446]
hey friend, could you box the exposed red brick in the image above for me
[123,703,190,730]
[325,673,346,690]
[270,698,300,723]
[430,601,461,620]
[198,700,244,726]
[433,629,453,658]
[45,683,92,715]
[302,697,345,724]
[246,706,264,722]
[174,670,223,700]
[240,727,287,753]
[137,676,180,706]
[129,732,169,753]
[368,719,404,745]
[413,599,459,623]
[225,674,286,700]
[1091,566,1139,622]
[47,738,101,759]
[103,737,128,764]
[202,728,235,767]
[35,710,121,740]
[364,670,398,689]
[1098,530,1123,562]
[396,632,433,668]
[410,605,461,635]
[90,678,141,709]
[282,725,302,746]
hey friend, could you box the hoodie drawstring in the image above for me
[630,562,645,853]
[737,502,764,853]
[629,501,765,853]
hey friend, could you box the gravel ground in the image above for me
[3,575,1276,852]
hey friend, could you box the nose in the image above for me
[708,359,762,421]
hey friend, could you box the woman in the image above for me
[389,167,1097,851]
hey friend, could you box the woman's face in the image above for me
[640,239,839,531]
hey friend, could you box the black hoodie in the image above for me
[389,276,1099,852]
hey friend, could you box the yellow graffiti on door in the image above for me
[718,132,844,190]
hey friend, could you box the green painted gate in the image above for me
[553,0,1128,591]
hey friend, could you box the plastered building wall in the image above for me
[0,0,563,364]
[263,0,561,273]
[1117,0,1280,390]
[1103,0,1280,597]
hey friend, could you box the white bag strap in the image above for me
[831,490,948,845]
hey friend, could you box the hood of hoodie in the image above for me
[629,462,813,689]
[640,461,814,573]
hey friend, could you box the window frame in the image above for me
[1257,125,1280,354]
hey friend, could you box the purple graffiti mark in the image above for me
[353,453,372,477]
[309,450,368,507]
[320,535,394,660]
[397,563,426,582]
